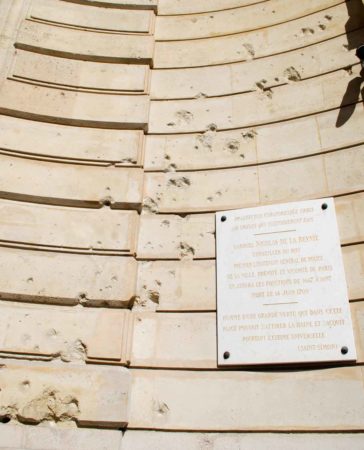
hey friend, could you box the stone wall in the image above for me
[0,0,363,448]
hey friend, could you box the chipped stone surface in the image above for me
[154,3,362,68]
[0,424,123,450]
[0,302,133,364]
[137,214,215,259]
[0,247,137,307]
[0,360,131,427]
[136,260,216,311]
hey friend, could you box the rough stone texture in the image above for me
[149,66,362,133]
[129,367,364,430]
[0,301,133,364]
[0,360,130,427]
[0,248,137,307]
[0,424,123,450]
[0,199,138,254]
[122,431,364,450]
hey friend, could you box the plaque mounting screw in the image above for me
[223,351,230,359]
[341,346,348,355]
[321,203,328,210]
[221,215,227,222]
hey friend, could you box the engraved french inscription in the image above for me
[216,198,357,366]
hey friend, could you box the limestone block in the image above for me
[144,128,257,171]
[129,367,364,430]
[145,107,364,171]
[0,361,130,427]
[131,312,216,368]
[154,3,362,67]
[156,0,340,40]
[16,20,154,63]
[131,303,364,368]
[0,247,137,307]
[152,30,363,99]
[0,199,138,254]
[0,302,133,364]
[136,245,364,312]
[0,115,144,165]
[0,424,123,450]
[11,50,149,93]
[256,106,364,164]
[143,167,259,213]
[122,430,364,450]
[136,260,216,311]
[258,155,329,205]
[0,154,143,208]
[30,0,153,33]
[137,214,215,259]
[63,0,158,10]
[158,0,271,15]
[0,80,149,129]
[343,244,364,301]
[335,193,364,245]
[325,146,364,195]
[149,66,361,133]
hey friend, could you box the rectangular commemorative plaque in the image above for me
[216,198,357,366]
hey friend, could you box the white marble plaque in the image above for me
[216,198,357,366]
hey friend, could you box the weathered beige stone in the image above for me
[0,247,137,307]
[129,367,364,430]
[0,115,144,165]
[152,31,362,99]
[149,66,361,133]
[145,106,364,170]
[0,80,149,129]
[156,0,341,40]
[0,199,138,254]
[158,0,275,15]
[144,167,259,213]
[63,0,158,10]
[30,0,153,33]
[0,360,130,427]
[122,430,364,450]
[0,154,143,208]
[343,244,364,301]
[144,127,257,171]
[0,301,133,364]
[154,3,361,67]
[136,260,216,311]
[136,245,364,312]
[11,50,149,93]
[137,195,364,259]
[0,424,123,450]
[16,20,154,63]
[325,146,364,195]
[131,302,364,368]
[137,214,215,259]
